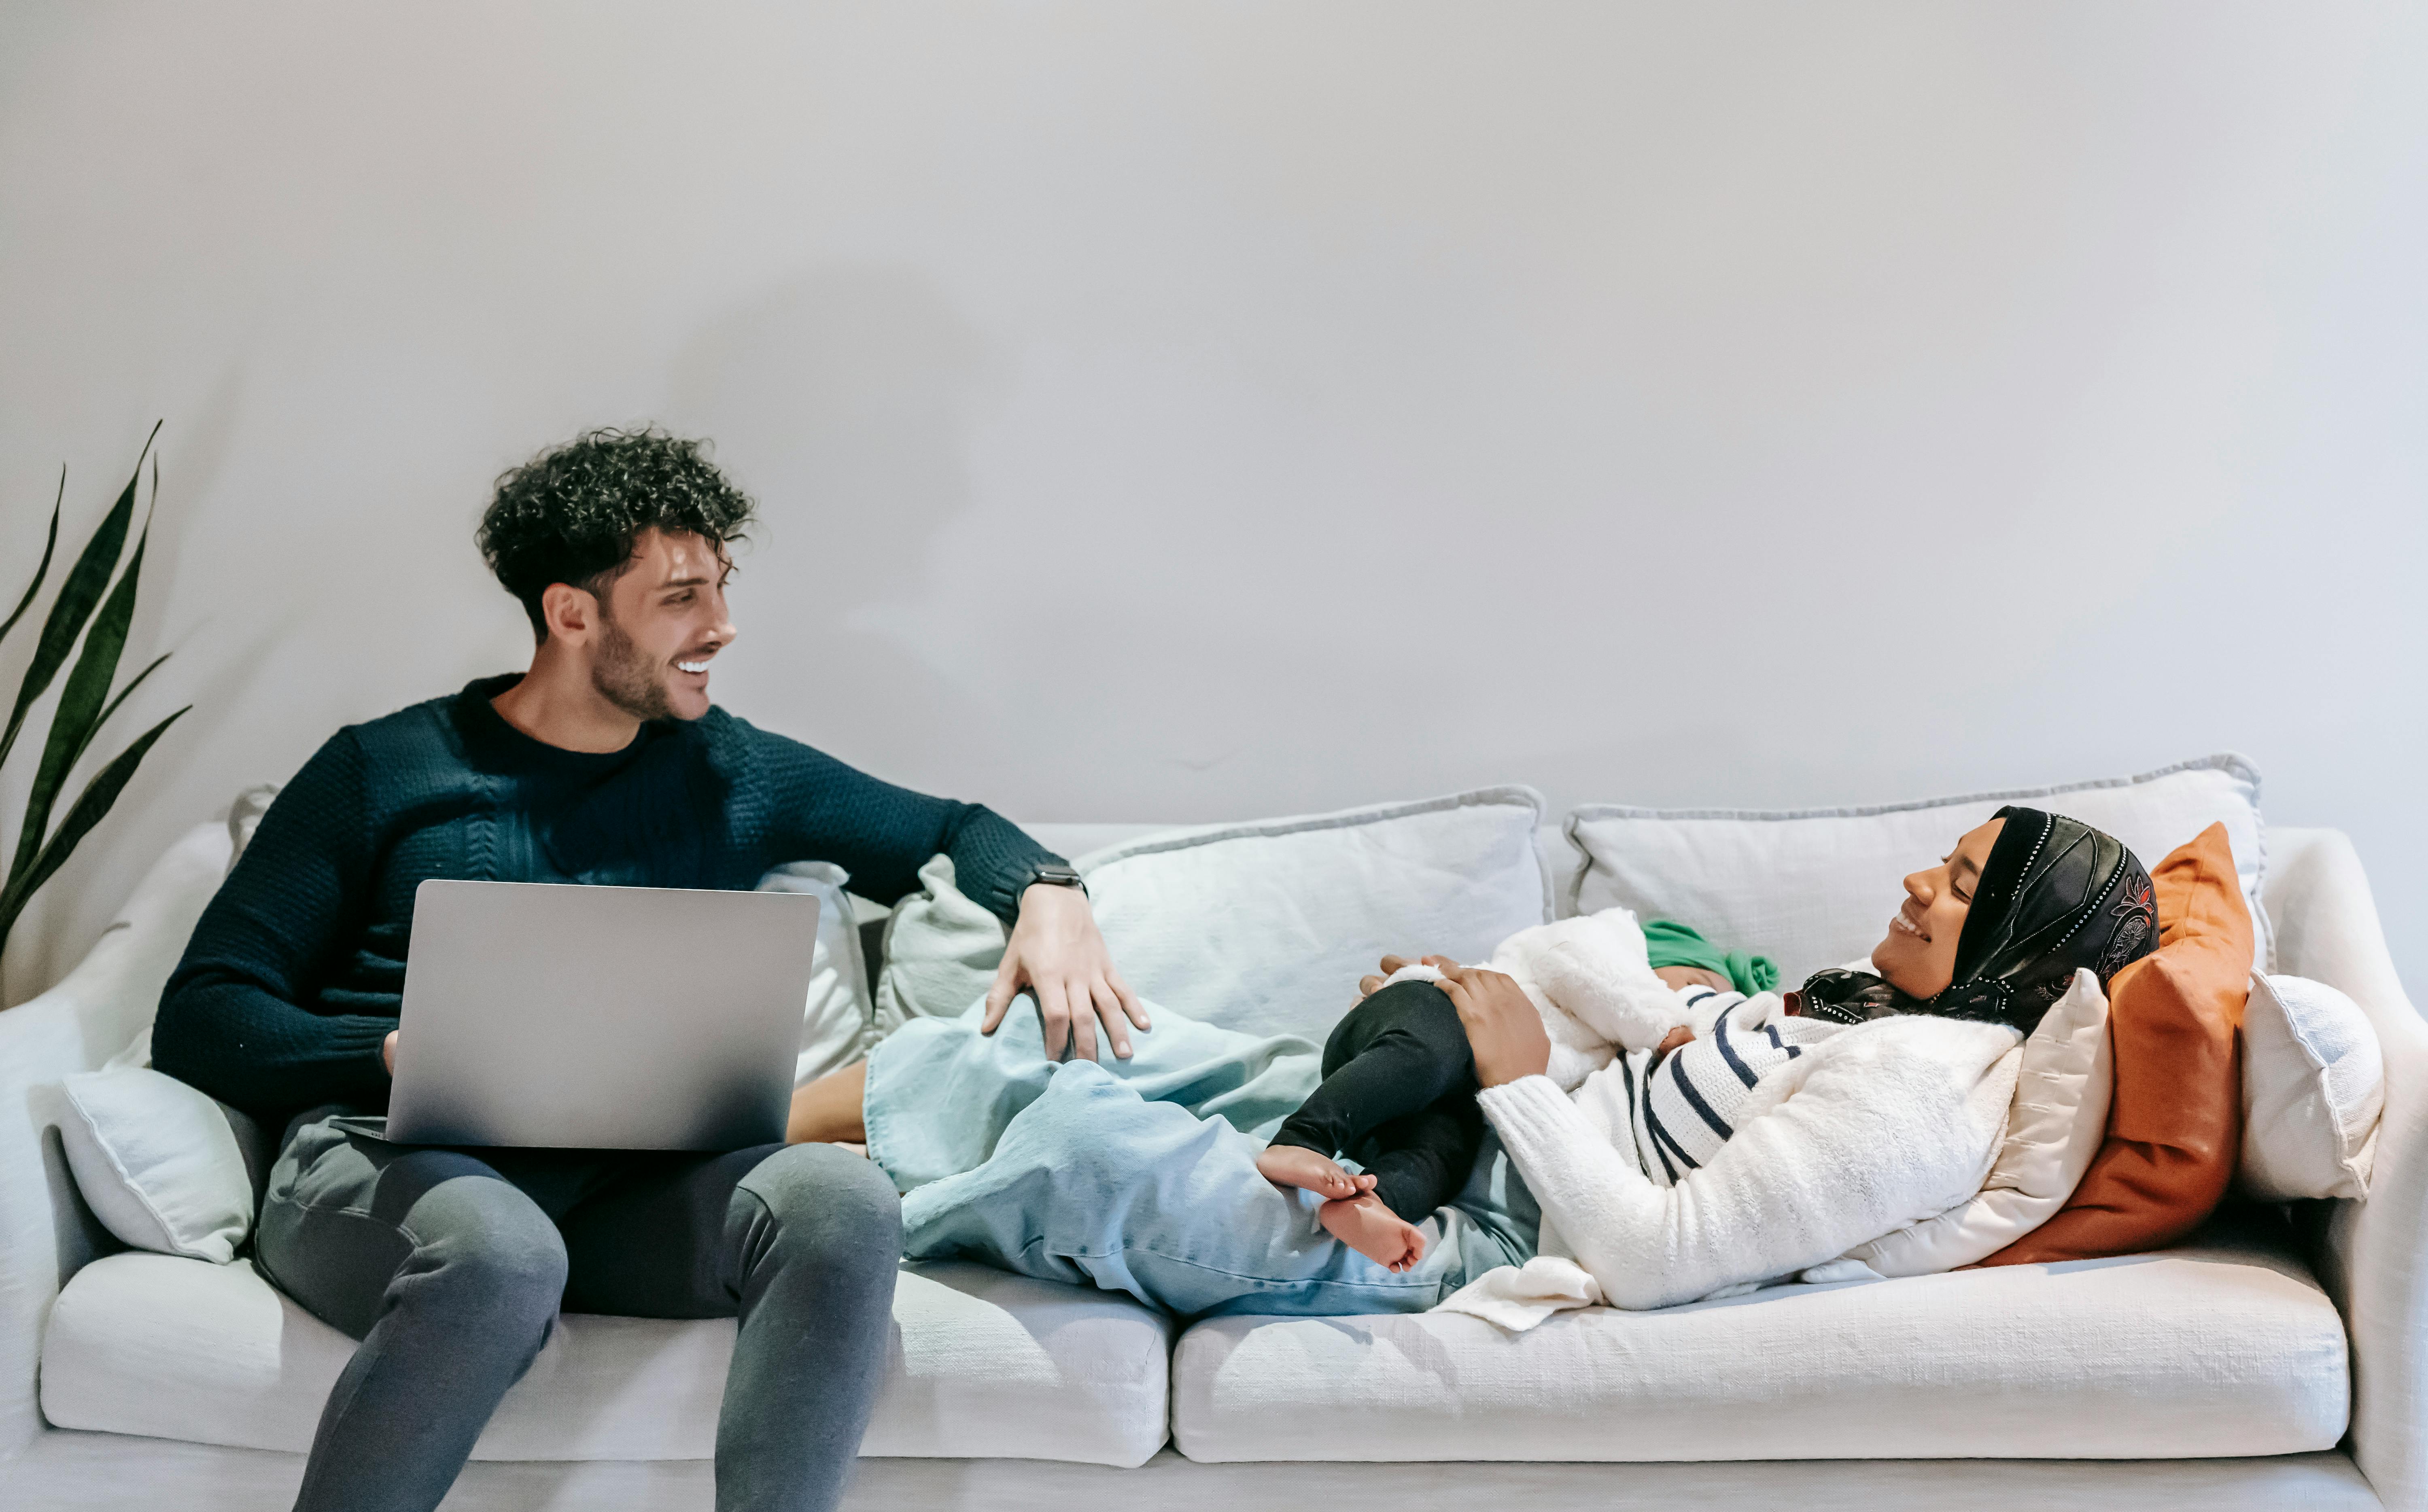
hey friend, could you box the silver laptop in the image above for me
[386,879,819,1151]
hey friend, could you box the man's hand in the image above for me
[382,1031,398,1075]
[982,883,1148,1061]
[1426,956,1552,1088]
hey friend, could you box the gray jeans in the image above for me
[257,1111,902,1512]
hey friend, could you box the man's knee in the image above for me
[405,1179,570,1330]
[740,1144,903,1268]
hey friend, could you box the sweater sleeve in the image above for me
[1477,1042,1991,1311]
[151,730,397,1116]
[743,724,1061,927]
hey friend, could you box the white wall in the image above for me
[2,1,2423,1005]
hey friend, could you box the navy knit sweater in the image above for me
[152,674,1058,1120]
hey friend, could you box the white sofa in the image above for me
[2,813,2420,1512]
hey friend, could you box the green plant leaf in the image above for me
[0,468,64,648]
[68,652,170,775]
[0,422,157,774]
[0,704,188,954]
[8,528,147,888]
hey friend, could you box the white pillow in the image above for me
[877,787,1555,1042]
[872,855,1009,1039]
[57,1068,257,1264]
[755,861,878,1084]
[1846,968,2113,1277]
[224,782,281,874]
[1568,753,2269,988]
[2237,973,2384,1201]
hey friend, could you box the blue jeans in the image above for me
[864,999,1536,1319]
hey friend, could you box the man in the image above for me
[153,427,1142,1512]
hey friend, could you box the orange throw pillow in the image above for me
[1980,821,2253,1265]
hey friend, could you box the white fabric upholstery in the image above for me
[1,821,231,1454]
[2266,827,2428,1512]
[55,1067,256,1263]
[0,1434,2387,1512]
[41,1252,1172,1467]
[1567,753,2271,985]
[1851,967,2112,1276]
[1173,1221,2348,1463]
[2239,971,2384,1201]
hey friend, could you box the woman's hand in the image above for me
[1426,955,1552,1088]
[982,884,1149,1061]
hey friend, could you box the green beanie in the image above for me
[1641,918,1779,996]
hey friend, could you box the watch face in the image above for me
[1036,865,1083,886]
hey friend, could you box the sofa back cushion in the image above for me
[878,787,1553,1041]
[1566,754,2267,988]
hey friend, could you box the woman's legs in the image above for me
[900,1059,1464,1318]
[788,1061,868,1145]
[862,996,1320,1193]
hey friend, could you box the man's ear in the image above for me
[539,582,599,645]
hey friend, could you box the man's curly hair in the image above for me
[479,427,756,639]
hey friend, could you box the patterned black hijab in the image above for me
[1794,806,2158,1038]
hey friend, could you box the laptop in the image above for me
[385,878,819,1151]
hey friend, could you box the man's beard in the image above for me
[590,609,675,722]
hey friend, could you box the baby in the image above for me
[1256,914,1776,1270]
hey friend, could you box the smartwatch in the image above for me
[1026,862,1088,896]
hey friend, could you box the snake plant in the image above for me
[0,423,190,975]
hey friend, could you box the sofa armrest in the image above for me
[0,821,229,1458]
[2267,827,2428,1510]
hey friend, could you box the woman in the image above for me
[794,806,2156,1318]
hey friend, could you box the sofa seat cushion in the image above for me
[42,1253,1170,1467]
[1172,1220,2347,1462]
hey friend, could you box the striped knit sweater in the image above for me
[1600,988,1849,1186]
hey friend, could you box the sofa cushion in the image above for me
[2238,972,2384,1201]
[880,787,1555,1041]
[55,1067,257,1263]
[1566,753,2269,986]
[42,1252,1171,1467]
[1171,1217,2346,1462]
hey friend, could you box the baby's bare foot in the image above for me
[1320,1192,1427,1272]
[1257,1143,1370,1200]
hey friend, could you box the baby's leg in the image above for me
[1267,981,1478,1165]
[1353,1093,1486,1227]
[1254,1143,1373,1200]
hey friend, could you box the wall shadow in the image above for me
[662,267,1009,786]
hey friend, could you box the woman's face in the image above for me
[1870,816,2006,999]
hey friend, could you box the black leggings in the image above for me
[1268,980,1484,1223]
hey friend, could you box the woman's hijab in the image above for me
[1795,806,2158,1037]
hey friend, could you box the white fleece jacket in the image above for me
[1392,908,2021,1323]
[1471,1012,2018,1315]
